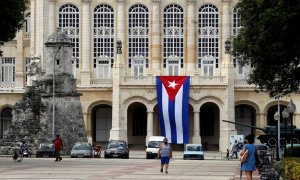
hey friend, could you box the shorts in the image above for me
[161,157,170,164]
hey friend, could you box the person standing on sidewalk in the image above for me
[54,134,63,161]
[240,134,256,180]
[158,137,172,174]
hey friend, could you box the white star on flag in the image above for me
[168,80,178,89]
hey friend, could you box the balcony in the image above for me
[234,79,255,88]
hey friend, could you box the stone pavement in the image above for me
[0,150,262,180]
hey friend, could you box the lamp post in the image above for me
[274,111,280,161]
[282,108,289,157]
[52,46,61,139]
[225,38,231,54]
[287,100,296,151]
[116,39,122,54]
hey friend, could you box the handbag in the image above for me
[239,149,248,163]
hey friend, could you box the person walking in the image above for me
[230,140,238,159]
[158,137,172,174]
[54,134,63,162]
[240,134,256,180]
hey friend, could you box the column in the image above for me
[219,0,235,153]
[110,0,126,141]
[192,110,201,143]
[35,0,46,69]
[80,0,91,86]
[15,30,24,89]
[48,0,56,35]
[150,0,161,75]
[30,0,36,54]
[186,0,196,75]
[146,111,154,144]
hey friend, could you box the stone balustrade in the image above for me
[0,82,16,90]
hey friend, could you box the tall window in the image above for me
[198,4,219,76]
[163,4,184,76]
[128,4,149,76]
[93,4,114,79]
[232,7,250,78]
[25,13,30,33]
[1,58,15,82]
[58,4,79,78]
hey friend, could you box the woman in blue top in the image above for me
[240,134,256,180]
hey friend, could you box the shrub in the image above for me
[281,158,300,180]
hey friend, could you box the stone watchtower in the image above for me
[41,29,87,152]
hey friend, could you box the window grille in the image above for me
[58,4,80,77]
[198,4,219,73]
[128,4,149,75]
[93,4,114,72]
[163,4,184,70]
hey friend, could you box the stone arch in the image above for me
[0,106,13,139]
[235,100,258,135]
[88,101,112,143]
[127,102,148,147]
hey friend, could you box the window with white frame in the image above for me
[163,4,184,75]
[132,58,145,76]
[167,59,180,76]
[198,4,219,76]
[128,4,149,76]
[1,58,15,82]
[93,4,114,79]
[232,7,251,78]
[58,4,79,78]
[94,59,111,79]
[25,13,30,33]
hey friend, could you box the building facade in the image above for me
[0,0,299,152]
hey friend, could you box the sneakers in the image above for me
[59,157,62,161]
[160,169,163,173]
[165,171,168,174]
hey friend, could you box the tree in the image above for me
[0,0,27,56]
[232,0,300,98]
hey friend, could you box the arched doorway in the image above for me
[127,102,147,148]
[91,105,112,143]
[235,105,256,135]
[1,107,13,139]
[200,102,220,151]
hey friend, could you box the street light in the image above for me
[116,39,122,54]
[274,111,280,161]
[287,100,296,151]
[225,38,231,54]
[282,108,289,157]
[52,46,61,139]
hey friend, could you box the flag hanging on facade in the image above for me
[156,76,190,144]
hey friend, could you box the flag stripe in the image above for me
[182,77,190,143]
[168,97,177,143]
[162,85,171,141]
[175,86,183,143]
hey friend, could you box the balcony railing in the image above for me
[0,82,16,91]
[190,76,226,85]
[90,78,113,87]
[121,76,155,85]
[234,79,255,87]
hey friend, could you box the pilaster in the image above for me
[151,0,161,75]
[80,0,91,86]
[15,30,24,89]
[192,110,201,144]
[48,0,56,35]
[186,0,196,75]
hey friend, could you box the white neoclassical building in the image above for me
[0,0,299,152]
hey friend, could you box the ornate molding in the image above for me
[48,0,55,3]
[147,89,154,94]
[187,0,196,5]
[82,0,90,4]
[117,0,125,4]
[152,0,160,5]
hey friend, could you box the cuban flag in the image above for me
[156,76,190,144]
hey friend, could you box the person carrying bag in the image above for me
[239,134,257,180]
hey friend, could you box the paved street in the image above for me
[0,151,260,180]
